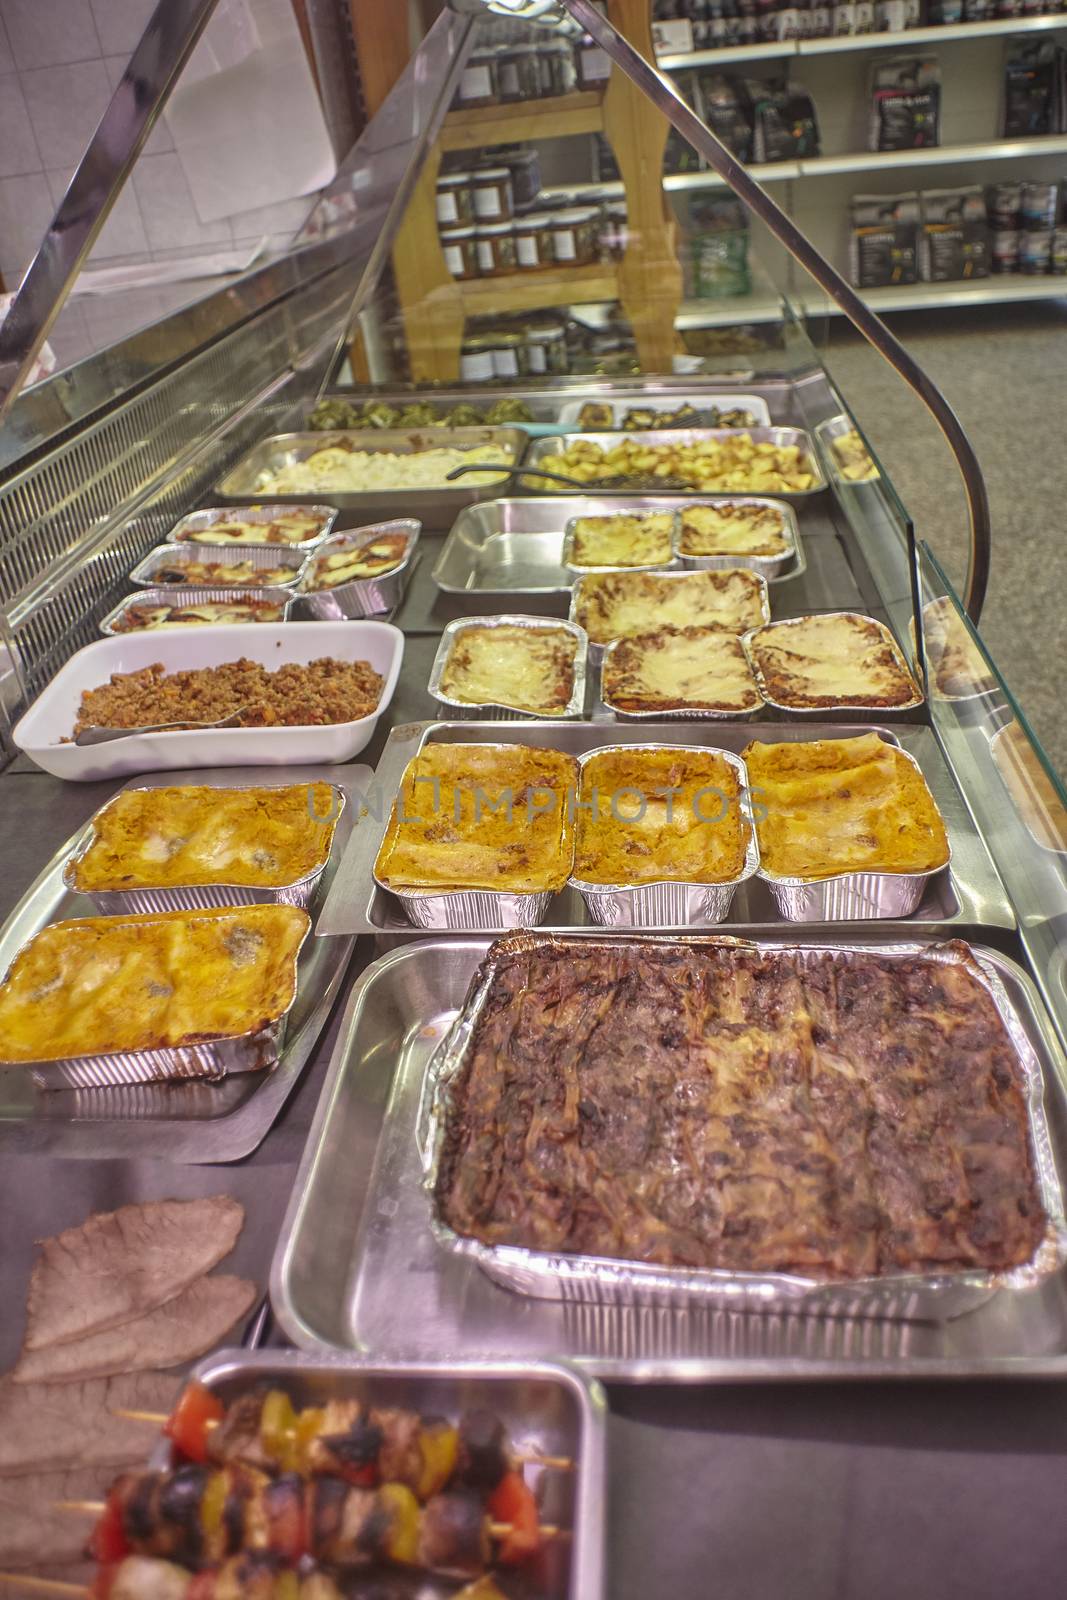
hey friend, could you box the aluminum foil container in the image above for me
[422,934,1067,1322]
[383,884,555,932]
[568,745,759,927]
[128,541,309,591]
[742,612,925,716]
[428,615,588,721]
[6,912,310,1092]
[62,784,345,914]
[676,496,800,581]
[298,518,421,619]
[561,510,680,575]
[99,586,294,636]
[570,567,770,671]
[170,503,339,550]
[598,632,767,721]
[175,1350,607,1600]
[816,414,880,485]
[754,743,951,921]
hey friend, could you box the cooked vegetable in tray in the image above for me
[309,397,535,431]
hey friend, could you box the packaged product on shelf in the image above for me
[436,173,474,226]
[1052,226,1067,274]
[491,146,542,210]
[875,0,921,27]
[688,197,751,298]
[440,225,479,279]
[699,74,755,162]
[456,48,497,109]
[849,191,920,286]
[868,56,941,150]
[1020,229,1053,273]
[962,0,993,19]
[988,180,1023,229]
[475,221,517,275]
[577,31,611,88]
[540,36,578,97]
[513,211,553,269]
[745,78,821,161]
[471,167,514,222]
[919,187,990,282]
[809,0,833,36]
[1021,180,1058,230]
[926,0,963,18]
[1002,42,1057,138]
[665,72,706,175]
[991,228,1021,273]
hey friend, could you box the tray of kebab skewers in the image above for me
[70,1351,606,1600]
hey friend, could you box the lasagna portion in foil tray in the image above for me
[573,568,766,646]
[746,612,921,709]
[435,935,1047,1281]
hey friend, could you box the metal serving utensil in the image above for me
[445,461,693,491]
[74,707,250,745]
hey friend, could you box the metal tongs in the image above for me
[446,462,693,491]
[74,707,249,745]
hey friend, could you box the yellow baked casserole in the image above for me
[68,784,339,891]
[567,513,674,569]
[574,747,749,885]
[602,627,763,714]
[0,904,309,1063]
[572,568,767,646]
[438,623,578,715]
[375,743,578,893]
[679,501,788,558]
[743,732,950,879]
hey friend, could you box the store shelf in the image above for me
[459,262,620,314]
[804,133,1067,175]
[657,12,1067,69]
[440,90,604,152]
[674,274,1067,328]
[675,291,785,328]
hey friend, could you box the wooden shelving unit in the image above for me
[390,0,682,383]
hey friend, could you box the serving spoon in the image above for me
[445,461,693,491]
[74,707,250,745]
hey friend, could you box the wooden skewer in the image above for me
[57,1499,566,1539]
[0,1577,88,1596]
[111,1409,574,1470]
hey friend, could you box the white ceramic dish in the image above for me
[14,621,404,782]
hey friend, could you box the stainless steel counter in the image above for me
[1,637,1066,1600]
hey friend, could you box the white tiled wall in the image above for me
[0,0,315,369]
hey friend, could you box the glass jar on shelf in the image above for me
[550,206,599,265]
[475,221,517,276]
[514,212,553,270]
[541,38,578,97]
[459,336,497,383]
[471,166,514,222]
[436,172,474,227]
[455,49,498,109]
[525,321,569,375]
[439,225,479,280]
[488,332,526,379]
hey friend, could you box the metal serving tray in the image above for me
[316,720,1011,939]
[171,503,339,550]
[523,429,827,504]
[271,931,1067,1378]
[556,392,772,429]
[676,496,801,581]
[569,744,758,927]
[429,615,588,721]
[422,935,1067,1322]
[99,586,294,635]
[298,519,421,619]
[432,497,807,597]
[129,542,309,591]
[0,763,361,1161]
[177,1350,607,1600]
[216,428,527,528]
[744,612,925,718]
[62,782,345,914]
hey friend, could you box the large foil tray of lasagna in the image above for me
[421,933,1067,1323]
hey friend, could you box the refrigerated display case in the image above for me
[2,3,1067,1596]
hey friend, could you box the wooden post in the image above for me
[390,146,466,384]
[603,0,682,373]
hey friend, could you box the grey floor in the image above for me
[819,301,1067,776]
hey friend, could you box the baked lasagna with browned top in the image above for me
[567,512,675,570]
[438,623,579,715]
[679,501,788,558]
[179,512,325,546]
[435,935,1046,1279]
[110,598,286,631]
[572,568,767,647]
[602,626,762,714]
[743,733,949,878]
[151,558,296,588]
[747,613,921,709]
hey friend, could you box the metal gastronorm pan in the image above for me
[523,428,827,504]
[271,930,1067,1379]
[215,428,527,528]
